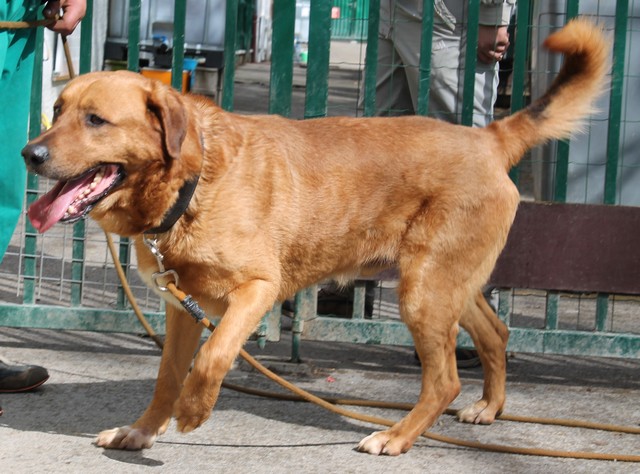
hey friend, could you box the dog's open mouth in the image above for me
[28,164,124,233]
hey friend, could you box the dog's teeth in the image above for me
[67,205,77,215]
[90,182,97,190]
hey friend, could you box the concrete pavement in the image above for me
[1,326,638,473]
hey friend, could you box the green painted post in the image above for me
[292,286,317,362]
[508,0,531,184]
[603,0,627,205]
[304,1,332,119]
[70,5,96,307]
[116,236,129,309]
[498,289,512,326]
[268,0,295,116]
[509,0,531,115]
[127,0,141,72]
[461,0,479,127]
[70,222,85,306]
[416,0,434,116]
[117,0,142,308]
[351,281,366,319]
[545,1,579,331]
[552,0,579,201]
[171,0,187,92]
[222,0,239,111]
[545,292,558,330]
[79,0,93,74]
[596,0,628,331]
[362,0,380,117]
[23,27,46,305]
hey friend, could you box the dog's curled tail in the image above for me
[490,18,610,170]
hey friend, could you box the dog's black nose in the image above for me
[22,143,50,167]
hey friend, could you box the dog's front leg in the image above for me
[95,304,204,450]
[173,278,278,433]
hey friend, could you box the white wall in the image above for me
[40,0,108,121]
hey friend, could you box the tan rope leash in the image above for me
[104,233,639,461]
[0,19,55,29]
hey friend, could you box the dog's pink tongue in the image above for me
[28,179,88,233]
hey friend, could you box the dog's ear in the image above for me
[147,81,187,161]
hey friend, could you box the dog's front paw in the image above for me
[173,396,212,433]
[94,425,157,450]
[356,430,410,456]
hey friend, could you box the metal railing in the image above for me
[1,0,638,360]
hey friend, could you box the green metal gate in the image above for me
[331,0,369,40]
[0,0,638,360]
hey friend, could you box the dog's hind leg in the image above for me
[357,200,511,455]
[357,255,469,455]
[457,291,509,424]
[95,304,204,450]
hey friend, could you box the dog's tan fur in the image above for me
[23,19,608,454]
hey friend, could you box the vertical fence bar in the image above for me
[509,0,531,114]
[552,0,579,201]
[304,1,332,119]
[222,0,239,111]
[268,0,295,116]
[416,0,434,116]
[23,27,46,305]
[603,0,627,205]
[114,0,141,309]
[292,286,317,362]
[116,0,141,308]
[127,0,141,72]
[351,281,366,319]
[257,303,282,348]
[293,1,333,358]
[362,0,380,117]
[70,225,85,306]
[596,0,629,331]
[461,0,479,126]
[79,0,93,74]
[545,1,578,330]
[171,0,187,92]
[508,0,531,184]
[70,6,96,307]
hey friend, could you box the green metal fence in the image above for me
[331,0,370,40]
[0,0,638,360]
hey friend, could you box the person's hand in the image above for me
[43,0,87,36]
[477,25,510,64]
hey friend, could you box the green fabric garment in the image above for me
[0,1,41,263]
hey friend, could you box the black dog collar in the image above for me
[145,175,200,234]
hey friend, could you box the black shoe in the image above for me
[455,348,481,368]
[316,287,374,318]
[283,287,374,318]
[0,361,49,393]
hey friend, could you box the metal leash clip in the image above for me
[151,269,180,293]
[143,236,180,292]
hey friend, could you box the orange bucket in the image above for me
[141,68,190,93]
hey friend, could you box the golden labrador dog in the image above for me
[22,19,608,454]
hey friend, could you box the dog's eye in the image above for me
[53,104,62,121]
[87,114,107,127]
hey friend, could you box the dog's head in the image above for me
[22,70,203,236]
